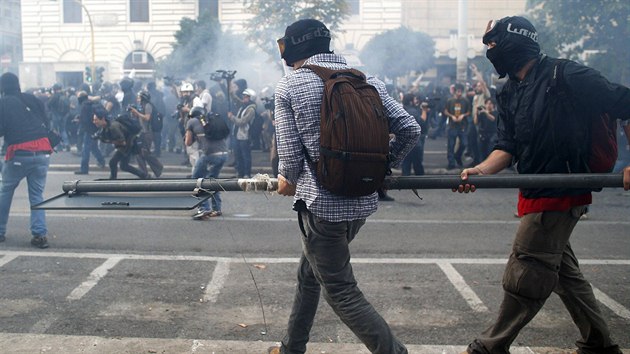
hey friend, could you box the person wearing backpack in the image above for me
[128,90,163,178]
[455,16,629,354]
[270,19,421,354]
[92,108,147,179]
[185,107,228,220]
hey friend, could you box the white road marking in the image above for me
[30,313,58,334]
[0,255,17,267]
[203,261,230,303]
[592,285,630,320]
[66,257,123,301]
[437,261,489,312]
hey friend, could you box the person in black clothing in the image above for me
[401,93,428,176]
[476,97,498,160]
[92,108,147,179]
[457,16,629,354]
[75,91,105,175]
[0,72,52,248]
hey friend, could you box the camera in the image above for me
[477,105,485,111]
[210,70,237,82]
[91,128,105,140]
[420,96,440,109]
[261,96,275,111]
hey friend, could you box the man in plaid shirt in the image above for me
[271,19,421,354]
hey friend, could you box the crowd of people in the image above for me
[1,14,629,354]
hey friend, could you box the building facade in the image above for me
[0,0,22,75]
[19,0,527,89]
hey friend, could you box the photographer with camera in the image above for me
[177,82,197,168]
[260,93,278,175]
[127,91,163,178]
[92,107,147,179]
[401,93,428,176]
[476,98,498,160]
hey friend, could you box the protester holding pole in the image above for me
[456,16,629,354]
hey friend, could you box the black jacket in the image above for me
[496,55,630,198]
[0,92,49,146]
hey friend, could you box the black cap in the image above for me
[280,19,332,66]
[93,104,108,119]
[483,16,539,52]
[0,72,21,95]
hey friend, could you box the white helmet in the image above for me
[242,88,256,98]
[180,82,194,92]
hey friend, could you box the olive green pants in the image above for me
[468,206,621,354]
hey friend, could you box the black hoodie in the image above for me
[0,73,49,146]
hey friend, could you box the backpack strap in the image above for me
[302,65,366,82]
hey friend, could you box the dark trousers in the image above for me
[109,150,146,179]
[79,132,105,173]
[468,206,621,354]
[401,136,425,175]
[280,209,407,354]
[447,126,467,166]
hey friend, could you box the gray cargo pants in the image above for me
[280,209,407,354]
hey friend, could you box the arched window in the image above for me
[123,50,155,78]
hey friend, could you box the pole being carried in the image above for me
[60,174,624,194]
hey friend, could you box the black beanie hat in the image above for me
[482,16,541,79]
[280,19,332,66]
[0,72,21,95]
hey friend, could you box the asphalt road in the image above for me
[0,142,628,353]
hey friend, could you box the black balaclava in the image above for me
[280,19,332,66]
[483,16,541,79]
[0,72,21,96]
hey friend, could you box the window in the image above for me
[199,0,219,18]
[63,0,82,24]
[130,0,149,23]
[347,0,360,15]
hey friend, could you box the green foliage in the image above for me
[528,0,630,85]
[359,27,435,80]
[243,0,350,63]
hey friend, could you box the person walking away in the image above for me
[228,88,256,178]
[456,16,629,354]
[46,83,70,151]
[75,92,105,175]
[0,72,53,248]
[271,19,421,354]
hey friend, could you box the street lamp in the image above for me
[75,0,95,87]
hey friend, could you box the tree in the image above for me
[527,0,630,85]
[243,0,350,63]
[359,27,435,81]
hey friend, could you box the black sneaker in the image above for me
[74,171,89,175]
[0,234,5,242]
[31,236,49,249]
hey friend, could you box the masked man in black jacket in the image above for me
[0,73,53,248]
[456,16,630,354]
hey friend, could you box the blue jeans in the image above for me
[280,208,407,354]
[192,152,227,212]
[234,139,251,177]
[447,126,468,166]
[0,153,50,237]
[80,132,105,173]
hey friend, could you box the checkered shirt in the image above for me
[275,53,421,222]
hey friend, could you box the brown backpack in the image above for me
[303,65,390,197]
